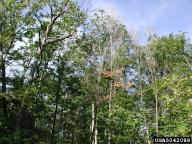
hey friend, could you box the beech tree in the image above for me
[1,0,192,143]
[0,0,91,143]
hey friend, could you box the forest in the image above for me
[0,0,192,143]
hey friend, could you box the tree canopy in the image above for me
[0,0,192,143]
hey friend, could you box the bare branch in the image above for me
[46,22,79,45]
[47,0,53,20]
[43,2,70,41]
[34,12,43,27]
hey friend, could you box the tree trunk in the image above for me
[153,63,158,135]
[28,46,42,87]
[137,56,151,144]
[91,102,97,144]
[155,85,158,135]
[1,59,7,119]
[50,60,63,144]
[108,80,112,144]
[0,1,7,119]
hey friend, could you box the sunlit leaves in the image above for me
[155,74,192,136]
[148,33,190,76]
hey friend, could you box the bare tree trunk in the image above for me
[91,102,97,144]
[145,26,159,136]
[154,76,158,135]
[91,102,94,144]
[153,62,158,135]
[92,71,102,144]
[137,55,151,144]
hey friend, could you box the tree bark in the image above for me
[1,61,7,119]
[91,102,97,144]
[153,62,158,135]
[0,1,7,119]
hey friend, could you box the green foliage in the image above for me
[148,33,191,76]
[1,0,192,143]
[156,75,192,137]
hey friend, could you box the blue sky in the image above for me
[78,0,192,41]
